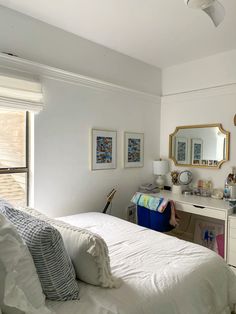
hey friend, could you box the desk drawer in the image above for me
[229,238,236,253]
[228,250,236,267]
[229,227,236,239]
[229,218,236,228]
[175,202,225,220]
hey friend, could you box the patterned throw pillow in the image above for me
[19,206,120,288]
[0,201,79,301]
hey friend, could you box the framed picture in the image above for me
[191,138,203,164]
[213,160,218,166]
[91,129,117,170]
[124,132,144,168]
[208,160,214,166]
[175,137,188,164]
[194,218,224,258]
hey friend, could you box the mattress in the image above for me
[46,212,236,314]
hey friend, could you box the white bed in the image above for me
[46,212,236,314]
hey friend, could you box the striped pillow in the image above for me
[18,206,120,288]
[0,201,79,301]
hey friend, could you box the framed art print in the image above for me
[124,132,144,168]
[191,138,203,165]
[175,137,188,164]
[91,129,117,170]
[194,218,224,258]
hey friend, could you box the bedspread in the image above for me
[46,212,236,314]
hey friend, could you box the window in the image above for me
[0,110,29,206]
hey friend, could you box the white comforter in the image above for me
[47,212,236,314]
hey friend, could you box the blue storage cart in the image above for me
[137,203,174,232]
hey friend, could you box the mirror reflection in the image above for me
[169,124,230,168]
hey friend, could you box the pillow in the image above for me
[0,201,80,301]
[19,206,120,288]
[0,213,52,314]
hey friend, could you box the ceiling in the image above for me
[0,0,236,68]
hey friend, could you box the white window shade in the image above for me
[0,75,44,112]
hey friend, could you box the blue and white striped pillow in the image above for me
[0,201,79,301]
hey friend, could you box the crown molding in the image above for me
[161,83,236,105]
[0,53,161,104]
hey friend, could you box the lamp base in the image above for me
[156,175,164,189]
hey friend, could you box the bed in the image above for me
[45,212,236,314]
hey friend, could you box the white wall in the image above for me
[34,78,160,218]
[161,51,236,189]
[0,6,162,218]
[0,5,161,95]
[162,49,236,95]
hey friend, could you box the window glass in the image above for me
[0,110,28,206]
[0,111,26,168]
[0,173,27,206]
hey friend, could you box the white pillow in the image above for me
[18,207,120,288]
[0,213,52,314]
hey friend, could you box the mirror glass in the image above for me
[178,170,193,185]
[169,124,230,168]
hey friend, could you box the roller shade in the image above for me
[0,75,44,112]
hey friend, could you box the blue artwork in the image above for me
[128,138,141,162]
[177,142,186,161]
[194,220,224,257]
[194,143,202,160]
[96,136,112,163]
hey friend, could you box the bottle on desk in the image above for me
[224,180,230,200]
[225,167,236,200]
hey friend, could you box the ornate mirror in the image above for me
[169,124,230,168]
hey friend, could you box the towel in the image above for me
[158,199,179,227]
[131,192,163,211]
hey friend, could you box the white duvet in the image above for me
[47,212,236,314]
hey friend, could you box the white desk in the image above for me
[151,191,233,262]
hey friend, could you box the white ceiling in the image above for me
[0,0,236,68]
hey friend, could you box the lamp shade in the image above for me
[153,160,169,175]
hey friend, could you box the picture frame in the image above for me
[175,137,188,164]
[194,218,224,258]
[124,132,144,168]
[208,160,214,166]
[201,159,208,166]
[191,138,203,165]
[91,129,117,170]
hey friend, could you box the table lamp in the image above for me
[153,160,169,189]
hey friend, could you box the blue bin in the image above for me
[137,206,150,228]
[137,203,174,232]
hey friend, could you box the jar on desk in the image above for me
[192,187,212,197]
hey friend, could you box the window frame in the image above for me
[0,111,29,205]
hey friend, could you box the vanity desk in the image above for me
[153,191,234,264]
[164,122,235,267]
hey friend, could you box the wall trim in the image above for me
[161,83,236,105]
[0,53,161,104]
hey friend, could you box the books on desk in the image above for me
[139,183,159,194]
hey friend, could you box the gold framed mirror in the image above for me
[169,124,230,168]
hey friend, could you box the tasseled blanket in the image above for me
[131,192,179,227]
